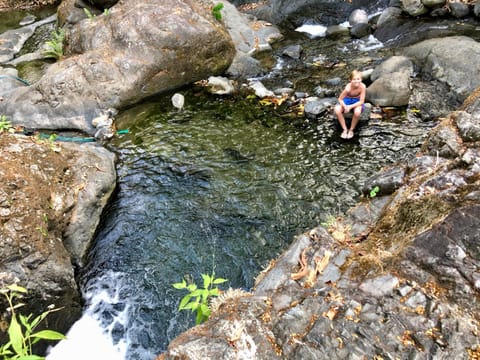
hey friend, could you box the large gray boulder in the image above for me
[61,142,116,267]
[366,55,413,107]
[242,0,390,28]
[403,36,480,102]
[370,55,414,82]
[367,70,411,106]
[401,0,429,16]
[221,1,283,78]
[0,0,236,134]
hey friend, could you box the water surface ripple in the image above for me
[78,90,431,358]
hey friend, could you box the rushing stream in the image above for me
[0,8,435,359]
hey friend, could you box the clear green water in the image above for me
[80,88,430,358]
[0,8,445,359]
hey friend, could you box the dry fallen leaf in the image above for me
[323,305,339,321]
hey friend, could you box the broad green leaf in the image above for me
[199,304,210,317]
[31,330,66,341]
[7,284,27,293]
[195,310,204,324]
[178,295,192,310]
[8,316,25,356]
[19,314,32,331]
[213,278,227,284]
[187,283,197,292]
[201,274,212,289]
[209,288,220,296]
[172,280,186,289]
[189,289,203,298]
[200,289,209,301]
[182,302,198,311]
[29,313,44,330]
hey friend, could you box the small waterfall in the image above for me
[47,271,128,360]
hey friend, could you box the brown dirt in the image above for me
[0,0,58,12]
[0,131,75,258]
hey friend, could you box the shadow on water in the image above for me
[77,77,433,358]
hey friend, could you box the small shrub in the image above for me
[173,273,227,324]
[369,185,380,198]
[43,28,65,60]
[212,3,224,21]
[0,284,66,359]
[0,115,13,133]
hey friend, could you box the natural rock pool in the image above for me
[67,76,432,358]
[0,8,436,358]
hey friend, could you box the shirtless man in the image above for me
[334,70,366,139]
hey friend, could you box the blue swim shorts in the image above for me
[343,97,364,111]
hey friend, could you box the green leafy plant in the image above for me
[173,273,227,324]
[321,214,336,228]
[83,7,95,19]
[46,134,60,152]
[0,284,66,359]
[212,3,224,21]
[47,134,58,143]
[103,8,110,16]
[43,28,65,60]
[369,185,380,198]
[0,115,12,133]
[35,214,49,238]
[35,133,60,152]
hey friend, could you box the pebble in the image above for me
[359,274,399,297]
[19,14,36,26]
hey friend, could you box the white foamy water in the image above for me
[47,271,128,360]
[46,315,125,360]
[356,35,384,51]
[295,24,327,38]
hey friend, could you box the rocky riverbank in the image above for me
[158,1,480,358]
[1,0,480,358]
[0,132,115,343]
